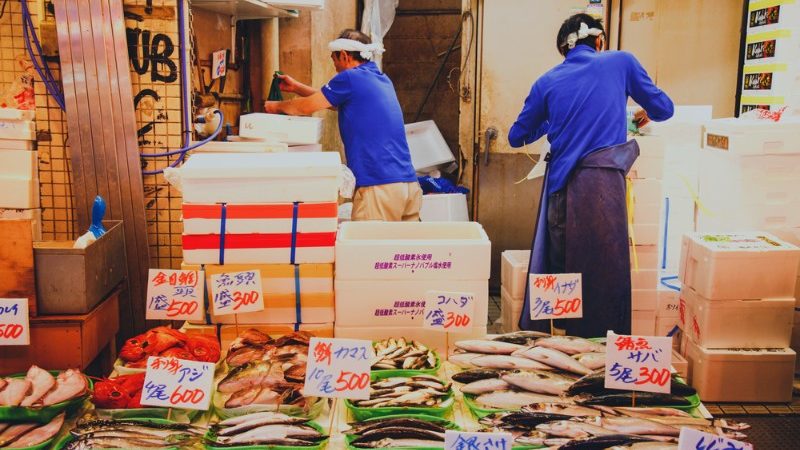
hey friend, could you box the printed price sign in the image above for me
[0,299,29,346]
[528,273,583,320]
[678,427,753,450]
[212,49,227,79]
[605,332,673,394]
[423,291,475,333]
[210,270,264,316]
[141,356,214,411]
[304,337,374,400]
[444,430,512,450]
[146,269,204,321]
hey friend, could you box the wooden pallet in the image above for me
[0,218,37,316]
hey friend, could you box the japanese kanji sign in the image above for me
[304,338,374,400]
[141,356,214,410]
[444,430,512,450]
[212,49,227,79]
[528,273,583,320]
[604,332,673,394]
[423,291,476,333]
[678,427,752,450]
[145,269,204,321]
[0,299,29,346]
[210,270,264,316]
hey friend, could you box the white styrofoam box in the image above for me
[630,245,659,270]
[501,250,530,300]
[289,144,322,152]
[239,113,322,145]
[703,117,800,154]
[632,309,656,335]
[698,151,800,201]
[177,152,341,203]
[747,1,800,33]
[631,201,662,225]
[500,285,523,333]
[181,202,338,235]
[335,279,488,327]
[631,223,660,246]
[182,247,334,265]
[632,289,658,310]
[630,179,663,204]
[0,150,37,209]
[0,149,36,177]
[0,208,41,240]
[0,120,35,140]
[696,201,800,232]
[335,221,491,281]
[192,140,289,153]
[405,121,455,173]
[0,109,35,121]
[334,324,488,357]
[628,156,664,180]
[657,286,680,318]
[266,0,324,8]
[631,269,658,290]
[0,139,34,151]
[741,62,800,97]
[679,232,800,299]
[420,194,469,222]
[671,349,688,380]
[679,285,794,348]
[684,338,795,402]
[744,28,800,65]
[633,135,665,158]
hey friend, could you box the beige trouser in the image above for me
[351,182,422,222]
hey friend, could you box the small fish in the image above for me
[217,361,285,393]
[536,420,617,439]
[349,427,445,447]
[587,416,681,436]
[461,378,510,395]
[448,352,482,368]
[513,430,549,445]
[475,390,560,410]
[522,402,604,417]
[575,392,693,407]
[501,369,577,395]
[471,355,552,370]
[451,368,504,384]
[215,412,309,436]
[557,434,655,449]
[607,443,679,449]
[535,336,606,355]
[572,352,606,370]
[346,417,447,435]
[513,346,593,375]
[480,411,574,429]
[352,438,446,448]
[213,424,324,445]
[454,340,525,354]
[613,407,692,418]
[493,331,551,345]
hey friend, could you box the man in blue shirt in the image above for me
[510,14,674,337]
[264,29,421,221]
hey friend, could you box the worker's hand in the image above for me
[275,73,301,93]
[264,101,281,114]
[633,109,651,129]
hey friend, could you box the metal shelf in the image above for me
[191,0,300,20]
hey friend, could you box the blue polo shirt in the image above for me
[508,45,674,195]
[321,62,417,188]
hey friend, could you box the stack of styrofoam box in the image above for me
[0,109,40,240]
[499,250,530,333]
[174,151,341,337]
[739,1,800,114]
[678,232,800,402]
[334,222,490,356]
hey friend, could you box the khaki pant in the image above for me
[352,182,422,222]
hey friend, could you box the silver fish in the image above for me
[454,340,525,354]
[475,391,560,410]
[607,443,679,449]
[513,346,593,375]
[471,355,552,370]
[461,378,510,395]
[522,402,604,417]
[501,370,576,395]
[588,416,681,436]
[572,352,607,370]
[613,407,692,418]
[536,420,616,438]
[214,424,323,445]
[535,336,605,355]
[352,438,445,448]
[448,352,482,368]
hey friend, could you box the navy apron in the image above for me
[519,140,640,337]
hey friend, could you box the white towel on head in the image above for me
[328,38,385,61]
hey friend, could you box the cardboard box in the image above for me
[631,179,663,204]
[631,269,659,290]
[630,245,660,270]
[333,324,487,357]
[500,285,523,333]
[0,209,41,241]
[501,250,530,300]
[632,289,658,311]
[672,349,688,380]
[631,223,661,246]
[632,309,656,335]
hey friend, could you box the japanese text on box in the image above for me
[141,356,214,410]
[210,270,264,316]
[146,269,204,321]
[423,291,475,333]
[528,273,583,320]
[304,338,374,400]
[678,427,752,450]
[444,430,512,450]
[604,332,673,394]
[0,299,29,346]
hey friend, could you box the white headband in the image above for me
[328,38,385,61]
[561,22,603,50]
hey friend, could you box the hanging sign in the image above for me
[212,49,227,79]
[605,332,673,394]
[678,427,753,450]
[141,356,214,411]
[444,430,513,450]
[423,291,475,333]
[210,270,264,316]
[146,269,204,321]
[304,337,374,400]
[0,299,29,346]
[528,273,583,320]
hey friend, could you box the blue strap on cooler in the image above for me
[294,264,302,331]
[661,197,670,270]
[219,203,228,265]
[660,275,680,292]
[666,325,680,337]
[201,263,211,325]
[290,202,299,264]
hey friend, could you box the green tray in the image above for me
[204,419,327,450]
[344,414,460,450]
[0,372,93,423]
[51,418,191,450]
[94,406,201,423]
[372,344,442,376]
[344,373,455,422]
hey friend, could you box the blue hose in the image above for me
[20,0,65,110]
[140,110,224,175]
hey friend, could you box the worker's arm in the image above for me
[508,82,549,148]
[277,74,317,97]
[625,53,674,122]
[264,91,332,116]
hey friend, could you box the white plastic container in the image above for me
[0,108,35,121]
[334,324,488,357]
[181,202,338,235]
[703,117,800,154]
[632,289,658,310]
[335,221,491,281]
[192,140,289,153]
[0,150,38,209]
[628,156,664,180]
[679,285,794,348]
[630,245,660,270]
[239,113,322,145]
[679,232,800,299]
[631,223,660,246]
[405,120,455,173]
[182,245,334,265]
[632,309,656,335]
[0,120,35,140]
[177,152,342,203]
[0,139,34,151]
[500,285,523,333]
[631,269,658,290]
[501,250,530,300]
[631,179,663,204]
[684,338,795,402]
[335,279,488,327]
[420,194,469,222]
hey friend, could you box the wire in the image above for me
[141,110,223,175]
[20,0,65,110]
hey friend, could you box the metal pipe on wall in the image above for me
[261,17,280,106]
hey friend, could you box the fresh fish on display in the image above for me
[460,378,511,395]
[372,338,437,371]
[64,419,203,449]
[480,411,575,429]
[575,416,680,437]
[492,331,551,346]
[40,369,89,406]
[536,420,618,439]
[0,368,87,408]
[349,427,446,448]
[214,412,310,436]
[572,353,606,371]
[346,416,451,448]
[556,434,655,449]
[0,413,65,448]
[118,326,220,368]
[0,379,31,407]
[566,371,696,397]
[471,355,553,370]
[501,370,577,396]
[474,391,561,410]
[217,361,286,393]
[448,352,483,368]
[345,417,448,435]
[451,368,504,384]
[574,392,693,407]
[534,336,606,355]
[513,346,594,376]
[351,376,451,408]
[19,366,56,407]
[522,403,605,418]
[612,407,692,419]
[211,424,325,446]
[454,340,525,354]
[606,443,679,449]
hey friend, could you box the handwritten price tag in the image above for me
[141,356,214,411]
[212,49,227,79]
[604,332,673,394]
[423,291,475,333]
[146,269,204,321]
[444,430,512,450]
[528,273,583,320]
[0,299,29,346]
[304,337,374,400]
[210,270,264,316]
[678,427,752,450]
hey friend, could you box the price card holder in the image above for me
[146,269,204,321]
[678,427,752,450]
[529,273,582,335]
[210,270,264,316]
[141,356,215,411]
[605,332,673,395]
[304,338,374,400]
[0,299,30,346]
[423,291,475,333]
[444,430,512,450]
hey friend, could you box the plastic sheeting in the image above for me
[360,0,398,69]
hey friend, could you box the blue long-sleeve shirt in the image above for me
[508,45,674,195]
